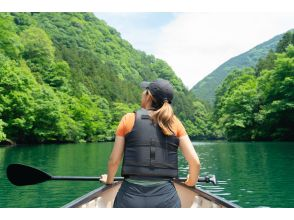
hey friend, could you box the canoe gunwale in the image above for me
[173,180,240,208]
[63,180,240,208]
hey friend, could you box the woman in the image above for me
[100,79,200,208]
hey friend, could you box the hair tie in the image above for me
[163,98,169,103]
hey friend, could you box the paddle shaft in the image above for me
[52,176,212,183]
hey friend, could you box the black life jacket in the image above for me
[121,108,179,178]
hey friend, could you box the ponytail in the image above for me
[151,100,175,136]
[143,90,175,135]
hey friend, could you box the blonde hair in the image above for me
[144,90,175,136]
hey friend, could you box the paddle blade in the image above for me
[210,175,217,185]
[7,164,52,186]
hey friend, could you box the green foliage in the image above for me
[192,33,285,105]
[0,13,23,59]
[0,53,38,142]
[0,119,6,141]
[11,12,36,31]
[214,39,294,141]
[20,26,55,74]
[3,12,291,143]
[182,100,220,139]
[276,30,294,53]
[255,45,294,140]
[0,12,214,144]
[215,69,259,140]
[255,50,277,75]
[44,61,71,88]
[31,85,64,142]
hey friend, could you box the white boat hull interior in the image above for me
[64,181,238,208]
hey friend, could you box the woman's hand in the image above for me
[184,174,197,187]
[99,174,112,185]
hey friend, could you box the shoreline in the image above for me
[2,138,293,148]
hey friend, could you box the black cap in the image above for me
[140,79,174,104]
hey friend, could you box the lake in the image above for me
[0,141,293,208]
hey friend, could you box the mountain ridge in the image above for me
[191,33,285,105]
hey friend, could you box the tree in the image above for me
[214,68,259,140]
[0,53,37,143]
[255,50,277,76]
[0,13,23,59]
[256,45,294,140]
[31,85,64,143]
[0,119,6,142]
[214,40,294,141]
[43,61,71,88]
[276,31,294,53]
[20,26,55,74]
[110,102,139,131]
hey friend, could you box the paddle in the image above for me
[6,163,217,186]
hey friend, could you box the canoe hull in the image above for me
[64,180,239,208]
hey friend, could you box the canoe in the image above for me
[63,180,240,208]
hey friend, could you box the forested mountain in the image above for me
[0,12,214,144]
[191,33,285,105]
[2,12,290,144]
[214,31,294,141]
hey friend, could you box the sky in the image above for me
[95,12,294,89]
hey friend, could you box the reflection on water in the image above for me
[193,141,294,208]
[0,143,113,208]
[0,141,293,207]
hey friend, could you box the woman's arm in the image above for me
[179,135,201,187]
[100,135,125,184]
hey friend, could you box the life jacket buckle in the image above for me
[141,115,150,119]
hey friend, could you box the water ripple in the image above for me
[1,141,294,207]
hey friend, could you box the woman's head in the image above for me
[140,79,174,108]
[140,79,175,136]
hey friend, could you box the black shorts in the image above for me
[113,180,181,208]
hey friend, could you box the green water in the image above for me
[0,141,293,208]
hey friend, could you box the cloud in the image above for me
[95,13,294,89]
[95,13,176,54]
[153,13,294,89]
